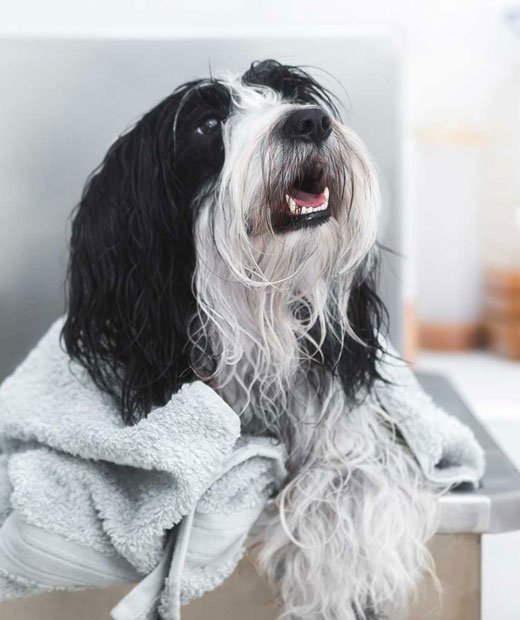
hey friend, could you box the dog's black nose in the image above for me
[281,107,332,145]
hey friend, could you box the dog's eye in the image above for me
[196,117,220,135]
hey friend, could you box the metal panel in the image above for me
[0,538,481,620]
[419,372,520,534]
[0,35,405,379]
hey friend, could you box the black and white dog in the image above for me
[62,60,435,620]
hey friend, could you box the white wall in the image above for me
[1,0,517,325]
[0,0,514,124]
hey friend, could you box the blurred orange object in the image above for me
[418,322,483,352]
[484,269,520,360]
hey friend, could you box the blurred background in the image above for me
[1,0,520,618]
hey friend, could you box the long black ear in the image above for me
[318,251,389,405]
[62,87,201,424]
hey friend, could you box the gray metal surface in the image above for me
[418,372,520,534]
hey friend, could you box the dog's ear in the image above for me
[62,88,200,423]
[341,258,389,400]
[318,252,389,404]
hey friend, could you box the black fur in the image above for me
[62,59,387,424]
[63,79,231,423]
[320,253,388,405]
[243,60,339,116]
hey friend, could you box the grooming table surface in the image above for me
[418,372,520,534]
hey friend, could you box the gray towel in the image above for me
[0,319,286,618]
[374,344,485,487]
[0,319,484,618]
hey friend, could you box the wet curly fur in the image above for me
[62,60,436,619]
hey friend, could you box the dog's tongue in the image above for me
[291,189,327,208]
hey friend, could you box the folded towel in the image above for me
[0,319,286,618]
[0,319,484,618]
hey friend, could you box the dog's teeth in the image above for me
[286,195,330,217]
[287,196,298,214]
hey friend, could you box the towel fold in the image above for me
[374,346,485,487]
[0,319,484,618]
[0,319,286,618]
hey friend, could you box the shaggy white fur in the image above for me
[189,75,438,619]
[252,394,439,620]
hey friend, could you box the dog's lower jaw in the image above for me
[248,393,438,620]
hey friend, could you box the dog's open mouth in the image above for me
[278,165,331,232]
[286,187,329,215]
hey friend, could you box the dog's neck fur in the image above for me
[189,220,437,620]
[190,212,353,453]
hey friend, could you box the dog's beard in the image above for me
[189,105,380,433]
[188,99,435,620]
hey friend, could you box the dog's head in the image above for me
[63,60,386,424]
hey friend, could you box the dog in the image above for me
[62,60,436,620]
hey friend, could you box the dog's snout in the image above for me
[282,107,332,145]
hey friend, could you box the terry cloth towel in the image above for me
[0,319,286,619]
[374,344,485,488]
[0,319,485,619]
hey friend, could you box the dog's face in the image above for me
[171,62,378,275]
[189,81,337,235]
[63,60,385,423]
